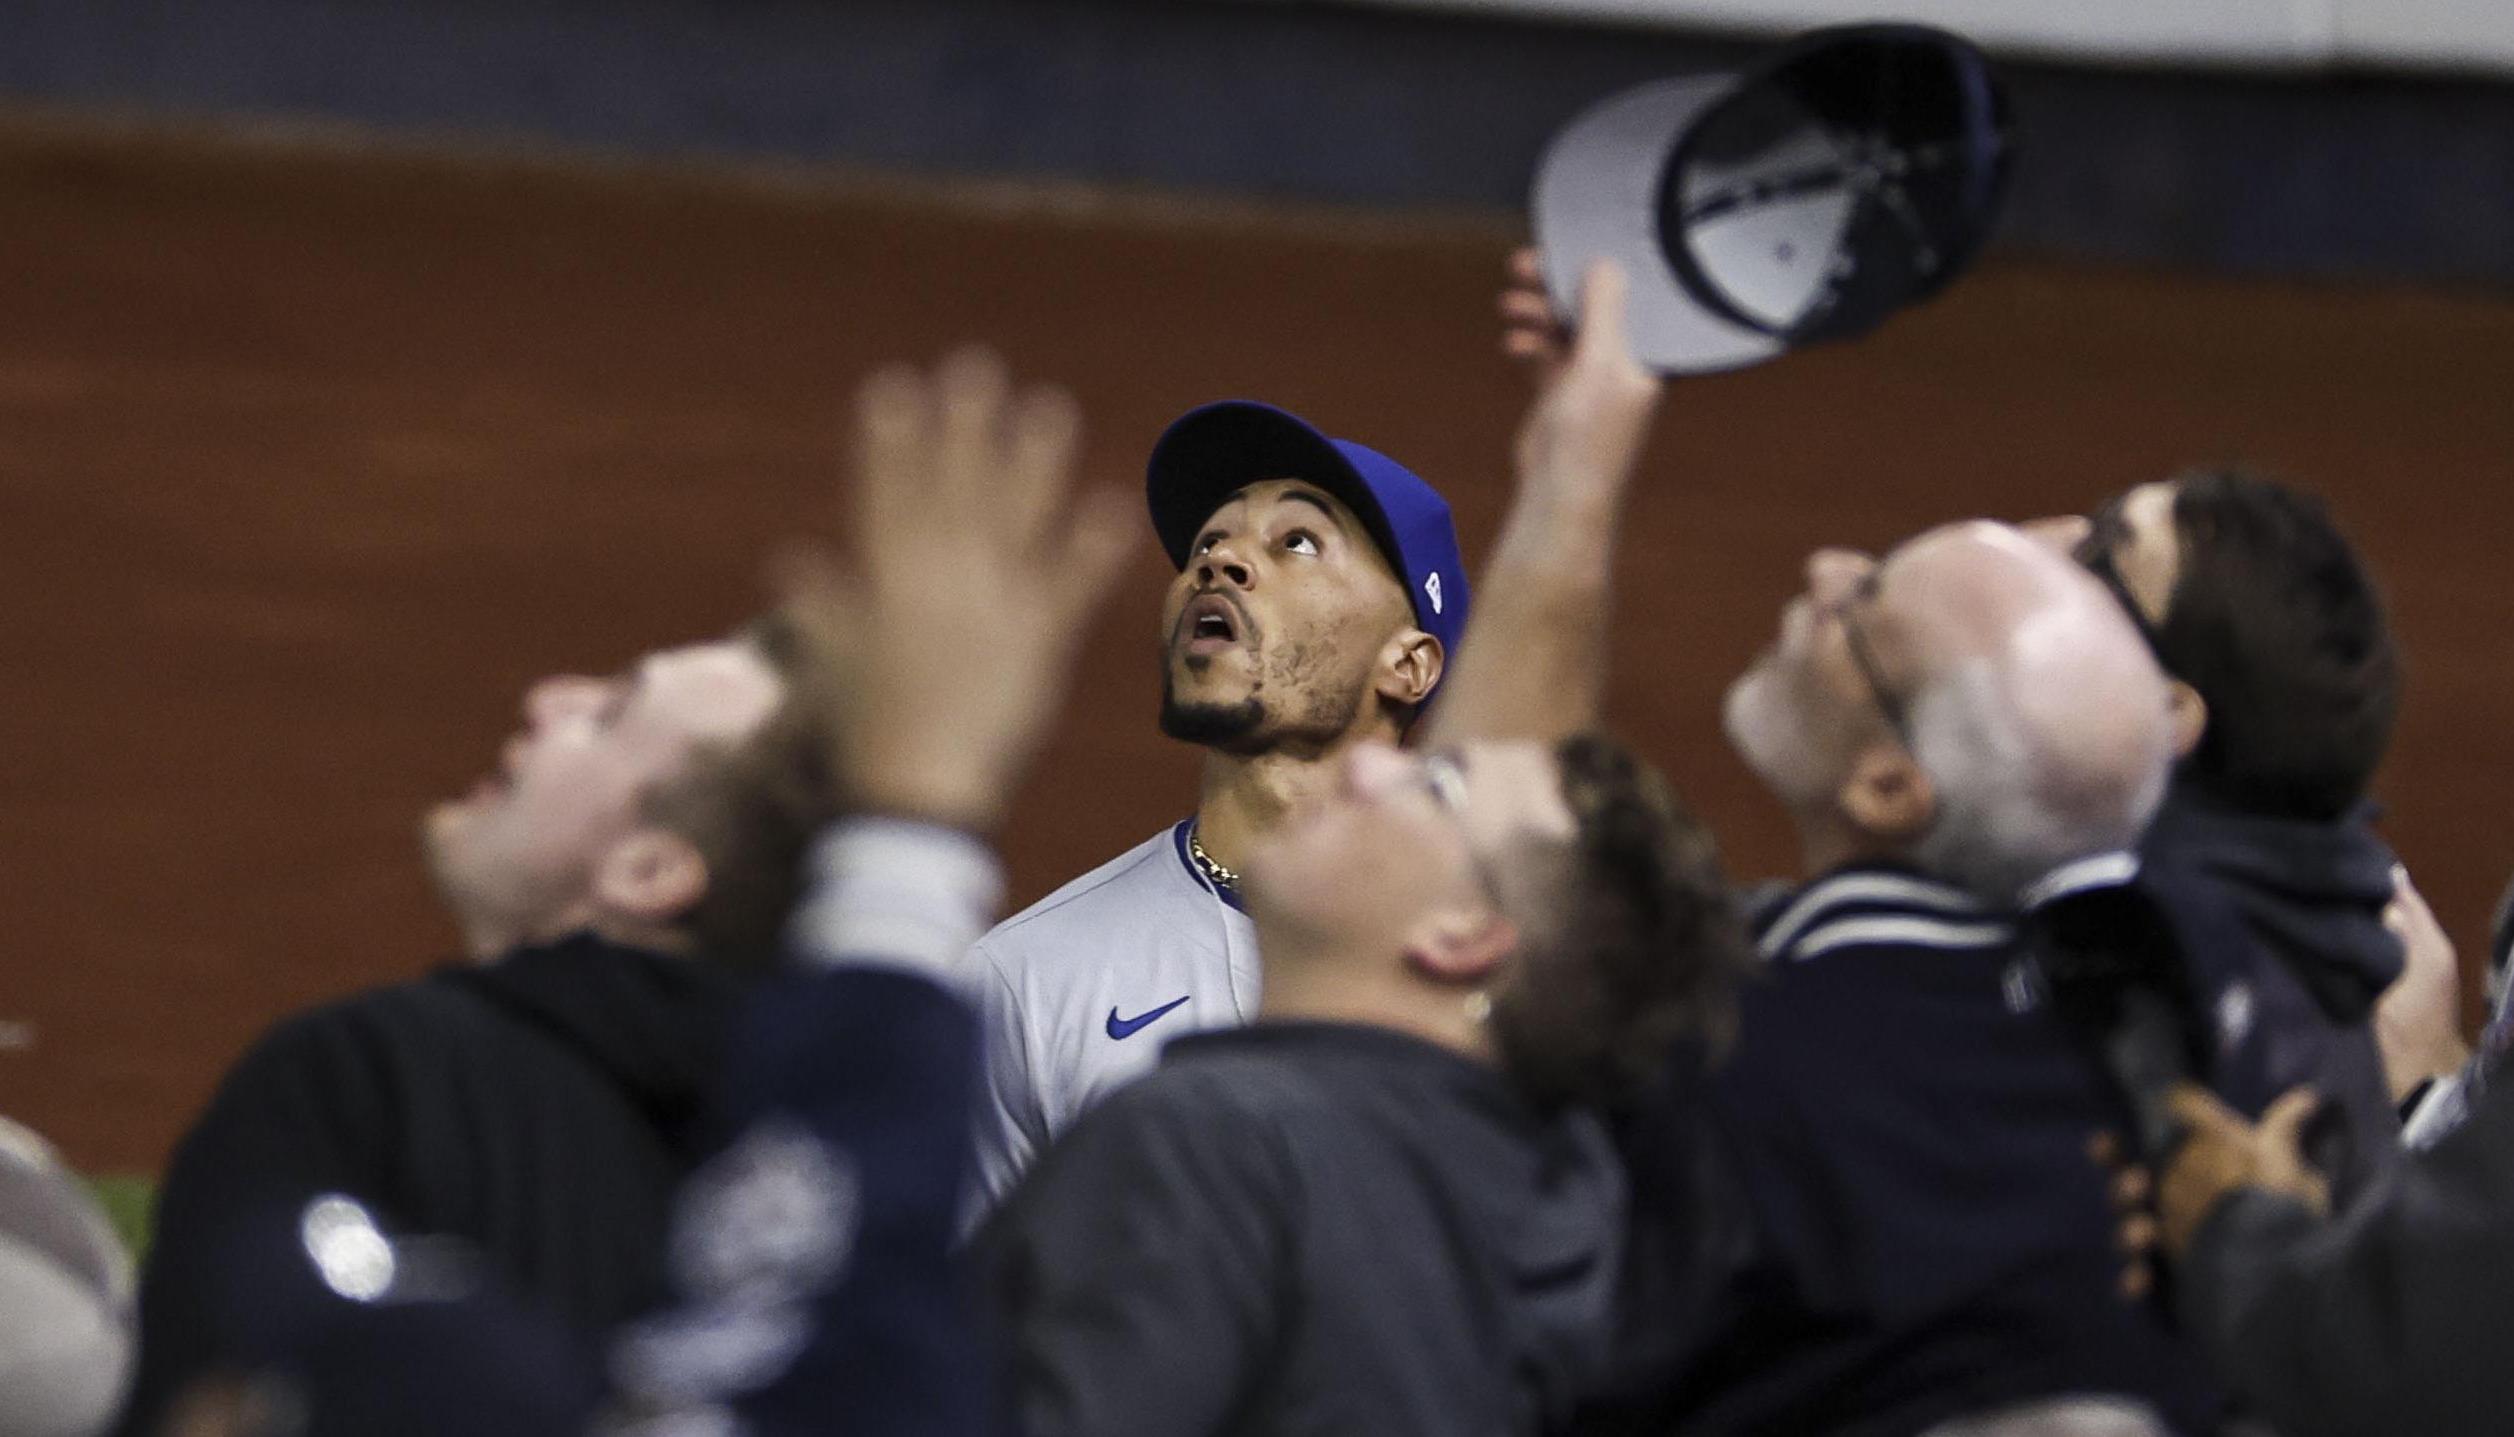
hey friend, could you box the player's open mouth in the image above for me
[1179,593,1247,658]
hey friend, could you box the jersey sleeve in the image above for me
[973,1081,1290,1437]
[612,817,998,1437]
[608,966,989,1437]
[969,935,1050,1213]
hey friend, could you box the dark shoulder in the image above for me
[976,1055,1298,1268]
[1071,1051,1304,1149]
[235,970,491,1063]
[197,970,523,1127]
[1019,1052,1315,1209]
[155,977,491,1214]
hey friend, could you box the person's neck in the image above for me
[1256,943,1500,1068]
[1190,727,1390,873]
[450,905,689,964]
[1793,815,1911,884]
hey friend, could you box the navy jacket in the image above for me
[1618,865,2220,1437]
[2139,785,2403,1201]
[608,963,987,1435]
[118,935,749,1437]
[168,960,988,1437]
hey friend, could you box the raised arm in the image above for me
[611,349,1134,1437]
[1423,252,1664,747]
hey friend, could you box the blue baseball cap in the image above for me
[1146,401,1470,691]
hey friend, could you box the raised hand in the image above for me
[780,347,1135,833]
[1503,249,1664,507]
[1426,251,1663,747]
[2376,863,2473,1102]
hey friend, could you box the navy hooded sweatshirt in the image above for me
[2138,783,2404,1201]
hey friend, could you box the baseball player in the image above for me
[969,402,1469,1204]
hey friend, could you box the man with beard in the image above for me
[968,402,1469,1202]
[2049,473,2408,1198]
[971,267,1752,1437]
[117,609,831,1436]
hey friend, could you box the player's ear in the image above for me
[1379,629,1443,710]
[592,828,711,927]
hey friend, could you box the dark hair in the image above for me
[1489,732,1755,1110]
[2135,470,2398,820]
[638,615,841,972]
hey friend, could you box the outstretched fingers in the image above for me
[853,362,930,562]
[931,346,1014,532]
[1000,382,1085,557]
[1499,247,1572,370]
[2258,1087,2323,1150]
[1570,258,1643,382]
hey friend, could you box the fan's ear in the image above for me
[1839,743,1935,841]
[592,828,710,926]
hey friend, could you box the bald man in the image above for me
[1598,525,2220,1437]
[1472,259,2212,1434]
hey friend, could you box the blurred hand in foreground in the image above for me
[779,347,1135,834]
[2157,1084,2331,1260]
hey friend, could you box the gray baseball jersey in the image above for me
[971,821,1258,1207]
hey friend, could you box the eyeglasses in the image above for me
[2073,504,2168,657]
[1420,749,1510,908]
[1826,569,1911,744]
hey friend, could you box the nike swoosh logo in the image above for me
[1106,996,1191,1040]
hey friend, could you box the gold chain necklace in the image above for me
[1187,825,1239,890]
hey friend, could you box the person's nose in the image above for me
[1195,534,1255,592]
[523,674,606,730]
[2018,514,2093,556]
[1804,547,1874,609]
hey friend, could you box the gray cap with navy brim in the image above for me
[1532,24,2010,377]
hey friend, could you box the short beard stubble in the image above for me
[1160,641,1368,756]
[1160,687,1268,747]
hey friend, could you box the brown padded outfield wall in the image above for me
[2,123,2509,1175]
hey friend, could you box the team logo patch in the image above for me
[1999,958,2048,1015]
[613,1120,861,1413]
[1424,571,1444,615]
[670,1118,860,1306]
[2215,981,2257,1053]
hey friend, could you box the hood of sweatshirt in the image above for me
[439,931,754,1156]
[2143,783,2402,1022]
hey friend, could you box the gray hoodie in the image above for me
[976,1022,1623,1437]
